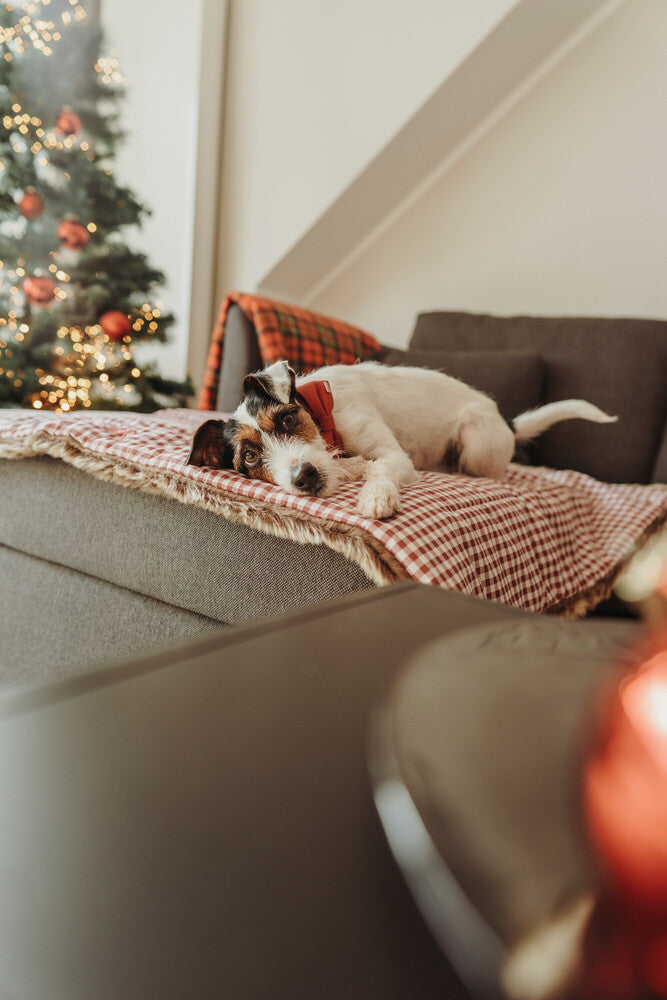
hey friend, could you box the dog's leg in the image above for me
[335,455,369,483]
[356,444,418,519]
[456,405,516,481]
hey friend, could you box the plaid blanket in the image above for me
[198,292,381,411]
[1,408,665,616]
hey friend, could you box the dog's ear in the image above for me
[187,419,233,469]
[243,360,296,406]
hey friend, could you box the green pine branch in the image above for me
[0,0,192,412]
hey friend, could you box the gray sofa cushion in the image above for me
[378,347,545,421]
[0,458,374,627]
[411,312,667,484]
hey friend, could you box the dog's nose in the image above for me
[293,463,321,494]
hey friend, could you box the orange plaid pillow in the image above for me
[198,292,381,411]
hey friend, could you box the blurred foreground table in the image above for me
[369,615,636,998]
[0,581,528,1000]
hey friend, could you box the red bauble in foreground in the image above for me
[585,639,667,907]
[22,275,56,306]
[55,106,81,136]
[57,218,90,250]
[18,189,44,220]
[583,631,667,998]
[99,310,131,341]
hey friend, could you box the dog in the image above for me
[188,360,616,520]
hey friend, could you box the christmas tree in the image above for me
[0,0,191,412]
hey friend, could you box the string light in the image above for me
[0,20,163,413]
[2,101,90,163]
[2,105,43,139]
[0,0,84,56]
[95,55,123,86]
[131,303,162,335]
[26,371,94,411]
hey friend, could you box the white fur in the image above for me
[262,359,293,404]
[228,384,369,498]
[245,361,616,520]
[513,400,616,442]
[233,399,260,430]
[262,433,365,496]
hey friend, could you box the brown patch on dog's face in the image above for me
[233,404,323,485]
[256,409,276,432]
[224,425,270,482]
[292,407,320,443]
[252,402,320,443]
[190,361,333,495]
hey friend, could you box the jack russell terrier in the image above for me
[188,360,616,520]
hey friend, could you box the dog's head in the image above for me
[188,361,343,497]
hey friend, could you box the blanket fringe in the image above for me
[1,435,664,617]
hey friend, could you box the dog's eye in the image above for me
[244,449,259,467]
[280,412,296,431]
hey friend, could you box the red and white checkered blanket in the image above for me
[0,408,664,615]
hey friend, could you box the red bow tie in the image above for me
[296,380,343,452]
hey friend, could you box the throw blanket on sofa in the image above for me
[0,408,665,616]
[198,292,381,411]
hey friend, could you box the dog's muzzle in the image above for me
[292,462,322,495]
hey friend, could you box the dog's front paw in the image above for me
[356,479,401,519]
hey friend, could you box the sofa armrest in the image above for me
[652,423,667,483]
[216,304,262,412]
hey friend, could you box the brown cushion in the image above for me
[410,312,667,484]
[378,347,545,422]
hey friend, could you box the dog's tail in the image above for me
[513,400,617,443]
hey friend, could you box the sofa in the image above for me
[1,307,665,683]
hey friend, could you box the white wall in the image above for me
[216,0,517,299]
[309,0,667,346]
[215,0,667,354]
[102,0,204,379]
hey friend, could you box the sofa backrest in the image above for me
[410,312,667,484]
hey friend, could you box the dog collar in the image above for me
[296,380,343,452]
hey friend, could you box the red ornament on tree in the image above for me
[55,106,81,136]
[57,218,90,250]
[22,275,56,307]
[18,189,44,220]
[99,310,131,341]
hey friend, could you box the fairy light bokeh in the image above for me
[0,0,187,412]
